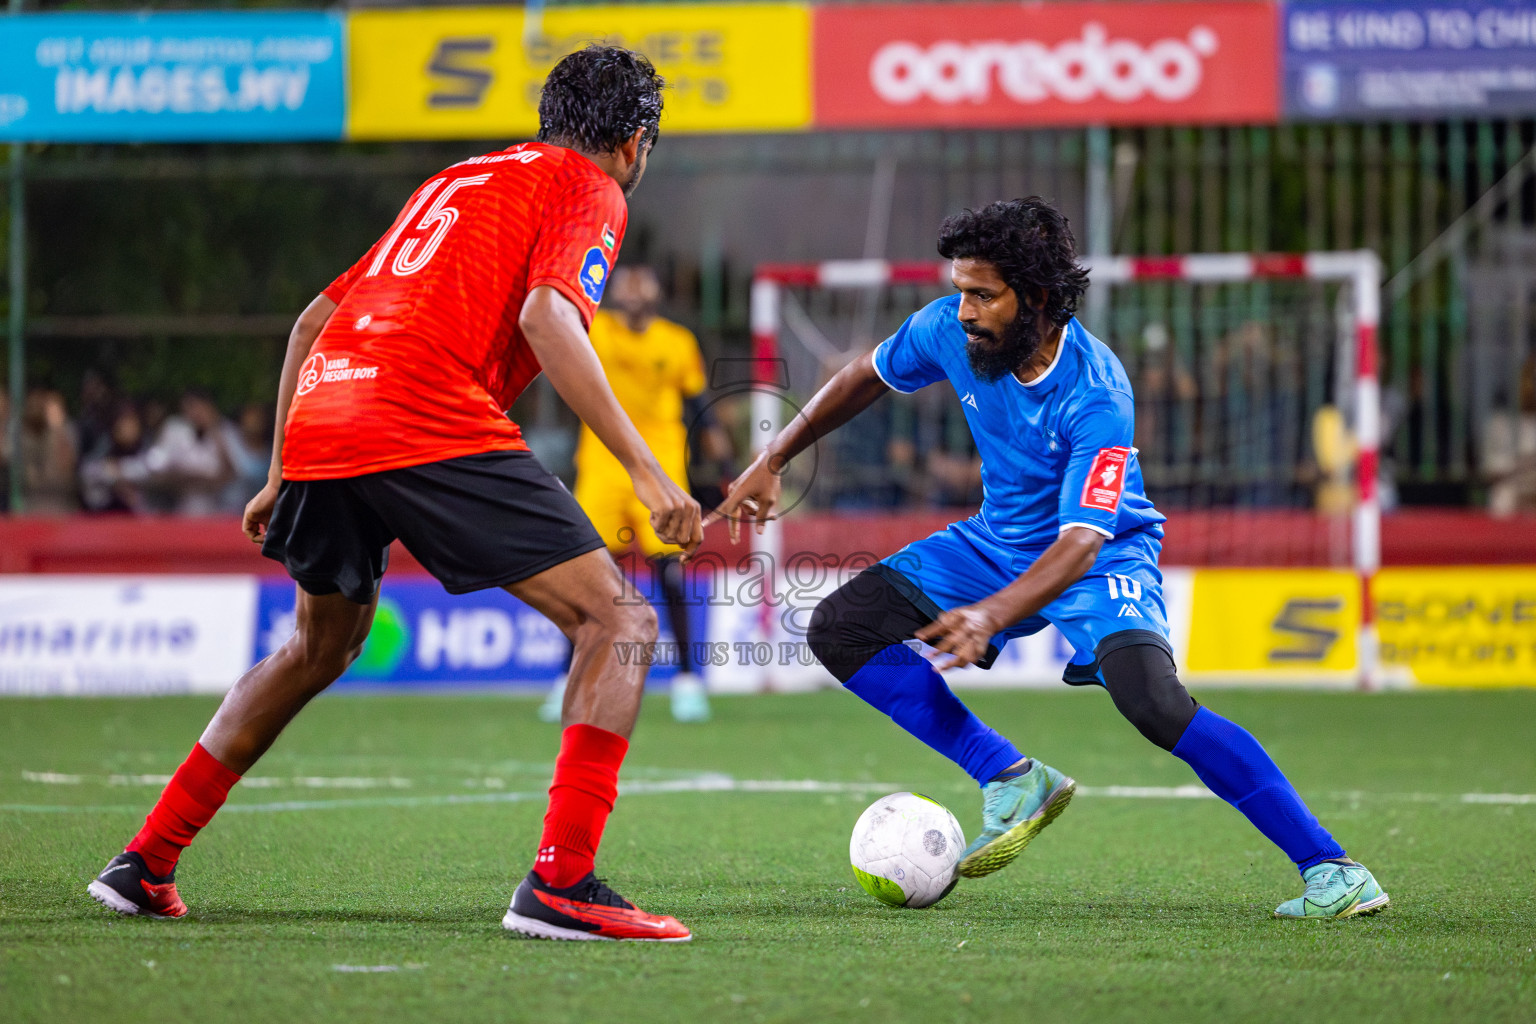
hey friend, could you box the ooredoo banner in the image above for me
[812,1,1280,128]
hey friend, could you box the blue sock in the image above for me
[843,644,1022,785]
[1172,706,1345,872]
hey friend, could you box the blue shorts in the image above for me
[878,516,1172,683]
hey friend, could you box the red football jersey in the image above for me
[281,143,627,480]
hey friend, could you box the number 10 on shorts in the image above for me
[1105,574,1141,600]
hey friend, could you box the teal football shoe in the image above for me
[669,673,712,724]
[956,761,1076,878]
[537,676,566,724]
[1274,860,1390,920]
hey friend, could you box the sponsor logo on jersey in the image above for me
[579,247,610,302]
[296,351,379,396]
[601,224,617,250]
[1080,446,1131,512]
[961,391,979,409]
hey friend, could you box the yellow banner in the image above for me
[346,4,810,140]
[1185,569,1359,677]
[1375,567,1536,688]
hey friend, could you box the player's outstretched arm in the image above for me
[707,350,891,542]
[243,294,337,543]
[916,526,1105,671]
[520,285,702,555]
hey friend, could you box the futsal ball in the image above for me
[849,792,965,908]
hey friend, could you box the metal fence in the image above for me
[6,120,1536,512]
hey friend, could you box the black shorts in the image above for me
[262,450,605,604]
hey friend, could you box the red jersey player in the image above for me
[88,47,699,942]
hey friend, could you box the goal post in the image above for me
[748,252,1384,689]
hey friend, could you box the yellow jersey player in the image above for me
[541,265,712,722]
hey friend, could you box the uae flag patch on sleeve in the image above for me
[1080,447,1131,512]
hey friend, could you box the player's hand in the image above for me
[242,480,280,543]
[633,466,703,559]
[704,449,782,544]
[913,603,1002,672]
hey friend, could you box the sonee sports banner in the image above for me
[345,3,811,139]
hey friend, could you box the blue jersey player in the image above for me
[711,199,1388,920]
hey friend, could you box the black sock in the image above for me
[988,759,1033,783]
[654,555,697,675]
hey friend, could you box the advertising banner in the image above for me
[346,4,811,140]
[0,11,345,142]
[1184,569,1359,679]
[704,567,1195,691]
[6,566,1531,694]
[1375,567,1536,687]
[1284,1,1536,120]
[255,574,704,689]
[812,1,1280,129]
[0,576,257,695]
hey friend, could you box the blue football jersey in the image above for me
[872,295,1166,553]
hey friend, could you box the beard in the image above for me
[620,158,645,197]
[963,310,1043,384]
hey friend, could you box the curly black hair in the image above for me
[537,45,665,154]
[936,198,1090,327]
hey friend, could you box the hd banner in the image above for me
[0,11,345,142]
[254,573,703,690]
[345,4,811,140]
[811,1,1281,129]
[1284,0,1536,119]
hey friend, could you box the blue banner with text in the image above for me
[0,11,345,141]
[1284,1,1536,119]
[255,575,702,689]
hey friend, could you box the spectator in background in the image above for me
[683,394,735,511]
[1133,322,1198,507]
[76,368,118,460]
[1484,355,1536,517]
[79,402,151,514]
[20,387,79,514]
[139,397,170,445]
[0,389,10,512]
[220,402,274,512]
[913,387,983,507]
[142,388,233,515]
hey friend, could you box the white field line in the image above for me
[4,775,1536,814]
[331,964,427,976]
[1078,785,1216,799]
[20,771,410,789]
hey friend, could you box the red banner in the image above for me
[813,2,1279,128]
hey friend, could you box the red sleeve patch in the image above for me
[1080,447,1131,512]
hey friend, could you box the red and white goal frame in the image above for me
[749,252,1384,688]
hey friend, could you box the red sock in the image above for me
[534,724,629,888]
[126,743,241,878]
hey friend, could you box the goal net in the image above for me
[716,253,1382,691]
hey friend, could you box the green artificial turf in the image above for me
[1,688,1533,1023]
